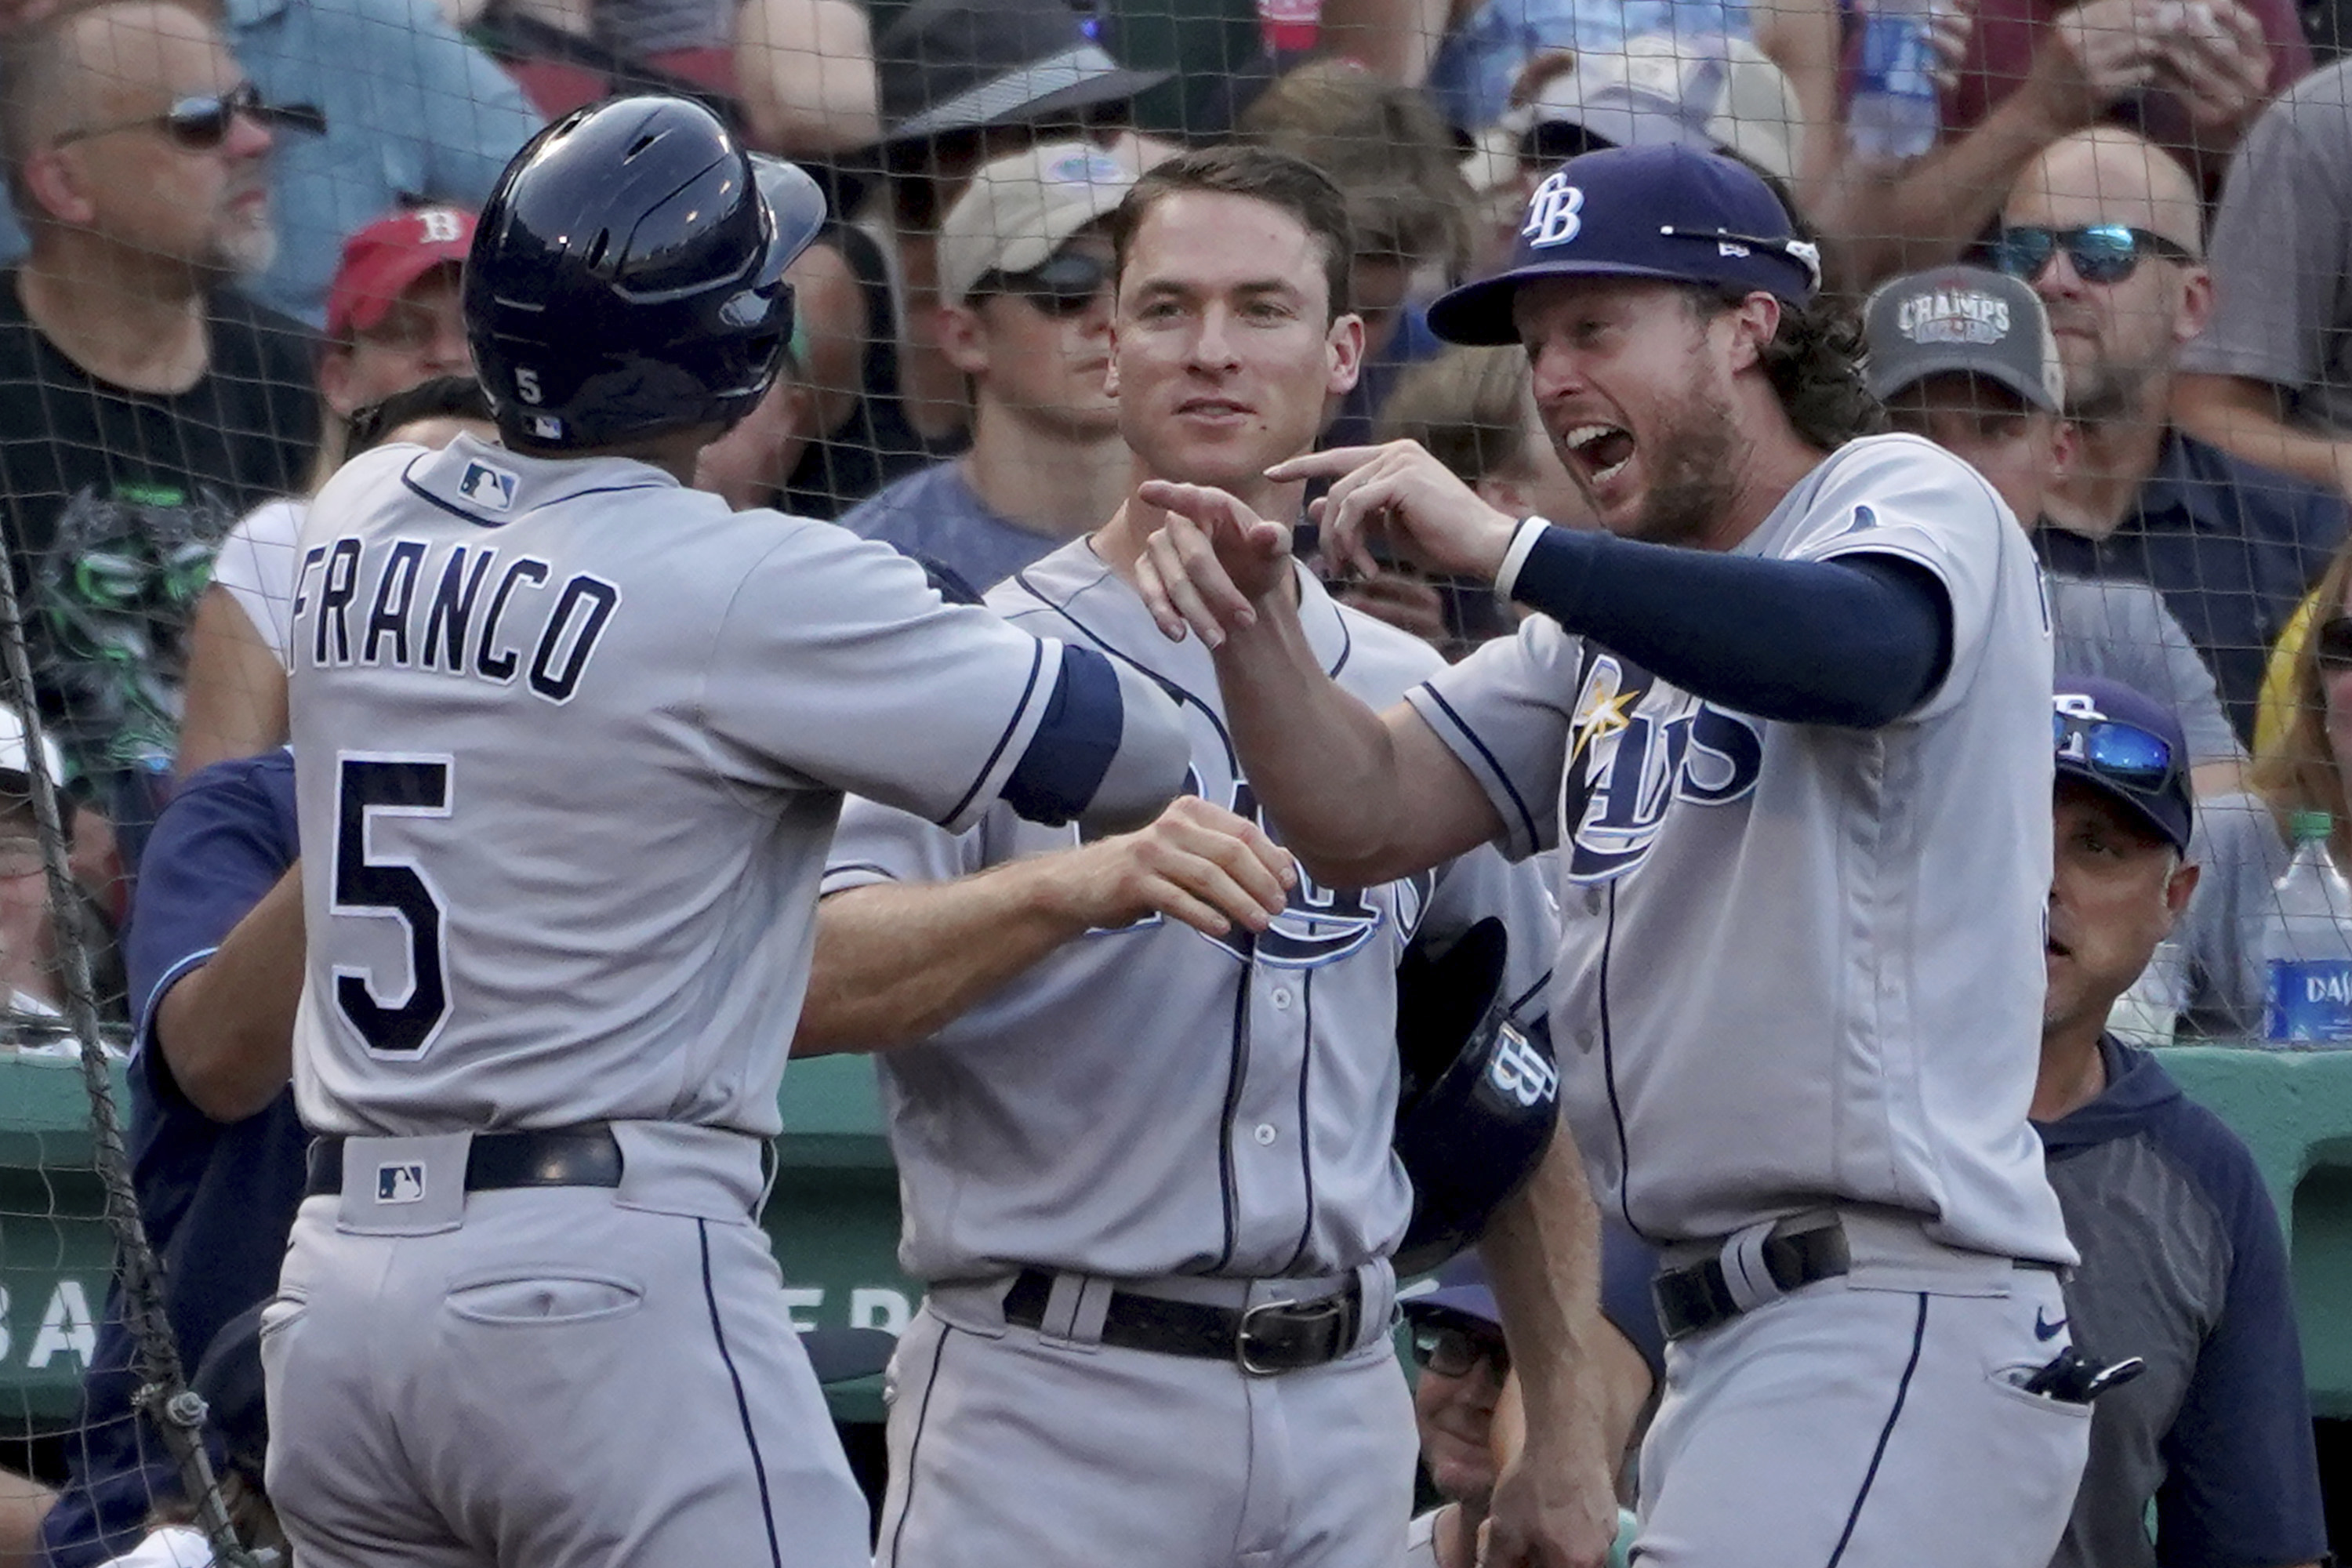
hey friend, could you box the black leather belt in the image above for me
[1003,1268,1362,1376]
[305,1126,623,1199]
[1652,1213,1852,1341]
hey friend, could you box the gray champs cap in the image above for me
[1862,264,2063,412]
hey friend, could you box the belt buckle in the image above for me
[1235,1294,1346,1377]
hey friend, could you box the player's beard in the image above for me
[1624,372,1740,549]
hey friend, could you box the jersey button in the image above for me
[1269,986,1294,1010]
[1253,1123,1278,1146]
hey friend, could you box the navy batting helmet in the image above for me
[1392,918,1561,1277]
[464,94,827,452]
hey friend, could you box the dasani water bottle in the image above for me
[2260,811,2352,1046]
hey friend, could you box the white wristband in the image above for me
[1493,516,1552,601]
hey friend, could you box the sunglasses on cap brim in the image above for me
[1985,225,2197,285]
[969,249,1112,317]
[2053,710,2180,797]
[53,83,326,153]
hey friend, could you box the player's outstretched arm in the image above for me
[154,865,303,1123]
[1134,481,1504,888]
[794,797,1295,1055]
[1476,1127,1619,1568]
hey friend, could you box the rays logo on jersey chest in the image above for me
[1185,771,1432,967]
[1559,653,1764,882]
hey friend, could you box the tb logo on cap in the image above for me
[1523,173,1584,249]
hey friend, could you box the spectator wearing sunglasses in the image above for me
[2040,674,2326,1568]
[2001,127,2348,748]
[0,0,535,331]
[0,1,321,911]
[172,205,477,782]
[838,141,1135,594]
[1861,263,2246,794]
[1810,0,2299,292]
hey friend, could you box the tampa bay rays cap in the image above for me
[937,140,1136,307]
[1400,1252,1501,1331]
[1863,265,2064,414]
[1428,142,1820,347]
[2053,676,2194,853]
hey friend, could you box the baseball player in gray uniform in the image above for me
[802,144,1620,1568]
[259,97,1192,1568]
[1136,143,2092,1566]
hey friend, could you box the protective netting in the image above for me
[0,0,2345,1560]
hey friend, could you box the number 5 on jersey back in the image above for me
[332,755,454,1056]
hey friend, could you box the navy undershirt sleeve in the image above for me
[1508,525,1955,728]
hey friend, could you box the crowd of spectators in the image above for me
[0,0,2344,1559]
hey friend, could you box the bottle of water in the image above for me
[1849,0,1944,161]
[2260,811,2352,1047]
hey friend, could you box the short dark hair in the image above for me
[1106,143,1355,319]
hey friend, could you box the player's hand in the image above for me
[1054,796,1296,938]
[1265,443,1521,586]
[1478,1432,1619,1568]
[1134,481,1296,648]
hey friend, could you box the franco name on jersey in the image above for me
[292,535,619,701]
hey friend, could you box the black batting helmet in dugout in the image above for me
[1391,918,1561,1277]
[1428,141,1820,347]
[464,95,828,452]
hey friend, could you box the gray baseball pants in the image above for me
[258,1125,872,1568]
[876,1265,1417,1568]
[1633,1212,2091,1566]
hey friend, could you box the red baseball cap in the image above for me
[326,205,477,339]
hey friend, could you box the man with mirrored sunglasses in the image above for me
[2038,674,2326,1568]
[1998,127,2348,746]
[840,140,1135,593]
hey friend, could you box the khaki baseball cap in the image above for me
[937,140,1138,307]
[1519,32,1803,186]
[1862,264,2065,413]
